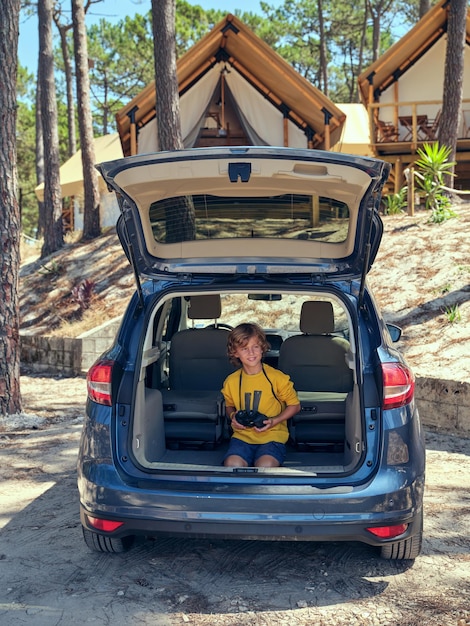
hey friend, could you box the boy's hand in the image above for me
[254,417,274,432]
[230,412,248,430]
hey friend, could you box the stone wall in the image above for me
[415,377,470,437]
[20,317,121,377]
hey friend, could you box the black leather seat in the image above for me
[279,301,353,446]
[163,295,235,445]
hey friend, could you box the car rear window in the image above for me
[148,194,350,244]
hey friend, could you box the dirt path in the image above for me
[0,375,469,626]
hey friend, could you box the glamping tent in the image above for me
[35,133,123,229]
[116,14,347,156]
[357,0,470,188]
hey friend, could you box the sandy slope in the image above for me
[368,203,470,383]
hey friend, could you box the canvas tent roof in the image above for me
[358,0,470,104]
[330,103,372,156]
[35,133,123,202]
[116,13,346,156]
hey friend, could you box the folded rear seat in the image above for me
[163,390,226,444]
[290,391,348,445]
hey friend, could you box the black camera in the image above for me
[235,409,268,428]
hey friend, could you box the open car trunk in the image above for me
[126,288,376,476]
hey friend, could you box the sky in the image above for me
[18,0,282,74]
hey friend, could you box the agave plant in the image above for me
[414,143,457,221]
[383,186,408,215]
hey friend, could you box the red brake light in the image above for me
[367,524,408,539]
[86,516,124,533]
[382,362,415,409]
[87,360,114,406]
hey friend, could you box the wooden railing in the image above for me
[368,100,470,144]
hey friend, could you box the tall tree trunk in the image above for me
[53,1,100,158]
[370,13,380,62]
[355,0,370,100]
[367,0,395,63]
[151,0,195,242]
[0,0,22,417]
[54,18,77,157]
[102,73,109,135]
[439,0,467,190]
[72,0,101,240]
[38,0,64,258]
[317,0,328,96]
[151,0,184,151]
[35,65,45,239]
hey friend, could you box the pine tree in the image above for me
[0,0,22,416]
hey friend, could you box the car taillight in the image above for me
[87,360,114,406]
[366,524,408,539]
[382,362,415,409]
[86,515,124,532]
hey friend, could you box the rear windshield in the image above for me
[148,194,350,244]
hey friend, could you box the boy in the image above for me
[222,323,300,468]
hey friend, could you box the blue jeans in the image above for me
[223,438,286,466]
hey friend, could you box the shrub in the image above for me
[443,304,461,324]
[71,279,96,313]
[414,143,457,222]
[383,187,407,215]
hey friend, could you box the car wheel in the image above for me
[82,527,135,553]
[380,511,423,560]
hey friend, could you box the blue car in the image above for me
[77,147,425,559]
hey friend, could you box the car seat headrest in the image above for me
[300,301,334,334]
[188,295,222,320]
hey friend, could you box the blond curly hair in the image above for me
[227,323,270,366]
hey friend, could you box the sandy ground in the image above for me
[0,375,468,626]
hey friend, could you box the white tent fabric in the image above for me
[225,65,308,148]
[137,64,221,154]
[136,62,309,154]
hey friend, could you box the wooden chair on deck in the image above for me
[421,110,441,140]
[376,119,399,142]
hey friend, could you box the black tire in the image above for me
[380,511,423,560]
[82,527,135,553]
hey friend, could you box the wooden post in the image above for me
[324,124,330,150]
[127,105,139,155]
[395,158,403,194]
[310,195,320,227]
[393,82,399,129]
[322,108,332,151]
[409,165,415,216]
[220,70,226,132]
[280,104,290,147]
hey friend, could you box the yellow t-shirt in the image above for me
[221,363,299,445]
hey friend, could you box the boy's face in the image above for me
[234,336,263,372]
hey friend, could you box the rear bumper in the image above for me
[78,464,425,547]
[80,503,424,547]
